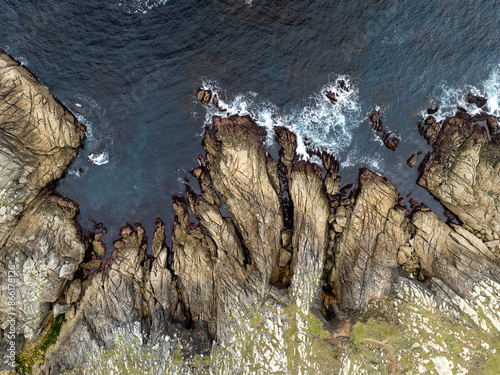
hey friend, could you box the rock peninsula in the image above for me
[0,51,499,374]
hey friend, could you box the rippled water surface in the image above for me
[2,0,500,244]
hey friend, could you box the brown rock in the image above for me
[384,135,400,151]
[418,116,500,234]
[487,115,498,135]
[196,88,212,105]
[278,248,292,267]
[407,153,418,167]
[92,239,106,258]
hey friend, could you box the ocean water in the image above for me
[2,0,500,247]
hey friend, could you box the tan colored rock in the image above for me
[333,224,343,233]
[92,239,106,258]
[329,169,409,310]
[66,279,82,305]
[42,225,150,374]
[0,51,84,247]
[411,209,500,300]
[81,259,101,270]
[487,115,498,134]
[336,216,348,228]
[418,116,500,235]
[278,248,292,267]
[281,229,292,248]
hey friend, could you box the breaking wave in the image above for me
[118,0,169,14]
[422,64,500,122]
[69,97,111,169]
[88,152,110,166]
[198,75,362,159]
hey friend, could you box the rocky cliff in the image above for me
[0,50,85,374]
[1,54,499,374]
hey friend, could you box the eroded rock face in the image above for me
[0,54,499,374]
[418,116,500,238]
[41,225,149,374]
[328,169,409,311]
[0,50,85,360]
[0,194,84,350]
[0,51,84,247]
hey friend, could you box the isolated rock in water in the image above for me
[466,92,487,108]
[196,88,212,105]
[368,109,400,151]
[418,116,500,236]
[407,153,418,167]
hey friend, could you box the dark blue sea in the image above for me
[2,0,500,247]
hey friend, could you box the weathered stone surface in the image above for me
[328,169,409,311]
[410,210,500,306]
[1,56,499,374]
[0,51,84,247]
[41,225,150,374]
[0,50,85,361]
[487,115,498,135]
[418,116,500,235]
[406,153,417,167]
[196,88,212,106]
[0,194,85,351]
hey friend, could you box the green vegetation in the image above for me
[59,279,499,374]
[16,314,65,374]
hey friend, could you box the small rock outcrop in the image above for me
[368,109,400,151]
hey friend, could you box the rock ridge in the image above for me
[0,55,499,374]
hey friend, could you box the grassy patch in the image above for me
[15,314,65,374]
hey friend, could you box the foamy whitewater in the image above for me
[118,0,169,14]
[421,64,500,123]
[198,75,362,160]
[88,152,110,166]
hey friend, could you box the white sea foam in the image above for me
[483,65,500,116]
[88,152,109,166]
[67,169,82,178]
[422,65,500,123]
[199,75,362,159]
[119,0,169,14]
[420,84,485,123]
[340,151,383,172]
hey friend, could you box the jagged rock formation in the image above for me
[418,116,500,239]
[0,50,85,369]
[0,54,499,374]
[328,169,408,311]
